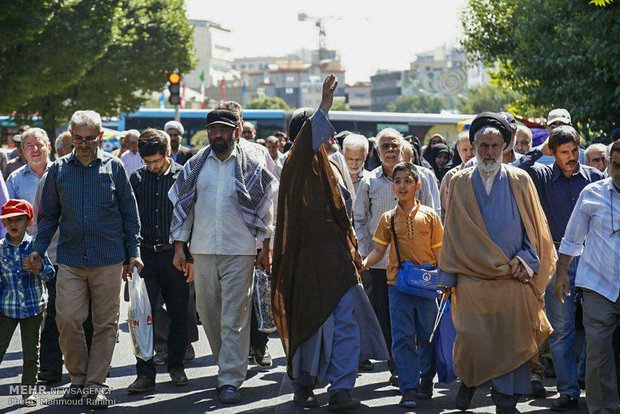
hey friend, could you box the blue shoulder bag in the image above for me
[390,209,440,300]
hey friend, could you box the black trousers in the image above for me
[39,267,93,376]
[250,303,269,351]
[368,268,392,358]
[153,283,199,350]
[136,248,189,378]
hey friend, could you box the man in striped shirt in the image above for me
[126,128,192,394]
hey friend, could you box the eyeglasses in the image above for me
[380,143,401,151]
[72,135,100,145]
[612,191,620,235]
[143,155,165,166]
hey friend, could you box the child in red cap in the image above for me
[0,199,54,406]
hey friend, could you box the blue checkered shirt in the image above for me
[0,234,54,319]
[33,150,141,267]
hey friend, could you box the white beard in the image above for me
[476,153,502,175]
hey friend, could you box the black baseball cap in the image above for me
[206,110,239,129]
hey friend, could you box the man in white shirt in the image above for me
[169,110,276,405]
[120,130,143,173]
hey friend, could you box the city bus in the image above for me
[327,111,472,144]
[118,108,471,147]
[118,108,287,147]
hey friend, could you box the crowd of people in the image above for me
[0,74,619,414]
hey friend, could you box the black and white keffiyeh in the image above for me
[168,144,278,242]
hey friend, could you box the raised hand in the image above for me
[319,74,338,113]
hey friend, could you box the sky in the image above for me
[185,0,468,83]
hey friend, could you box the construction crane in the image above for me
[297,12,335,61]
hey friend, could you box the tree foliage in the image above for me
[457,83,522,114]
[331,100,351,111]
[0,0,194,133]
[461,0,620,133]
[247,97,290,110]
[386,94,449,113]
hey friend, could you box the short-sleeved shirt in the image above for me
[373,200,443,284]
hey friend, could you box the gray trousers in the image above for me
[193,254,254,388]
[582,288,620,414]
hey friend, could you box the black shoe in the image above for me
[358,359,374,372]
[388,374,399,388]
[183,344,195,362]
[153,351,168,366]
[22,392,38,407]
[328,389,360,412]
[61,384,84,401]
[83,389,113,409]
[551,395,579,411]
[294,388,319,408]
[254,346,272,368]
[455,383,477,411]
[169,368,188,386]
[496,407,520,414]
[399,390,417,408]
[38,370,62,384]
[418,379,433,400]
[217,385,241,404]
[127,376,155,394]
[531,380,547,399]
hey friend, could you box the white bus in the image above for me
[327,111,473,144]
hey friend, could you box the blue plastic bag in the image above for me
[433,300,457,384]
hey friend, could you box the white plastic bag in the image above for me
[127,270,153,361]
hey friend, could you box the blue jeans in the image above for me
[388,286,437,394]
[544,257,580,399]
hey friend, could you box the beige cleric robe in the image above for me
[440,165,556,387]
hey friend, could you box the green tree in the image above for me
[457,83,522,114]
[1,0,194,135]
[247,97,290,110]
[386,94,449,113]
[331,100,351,111]
[461,0,620,133]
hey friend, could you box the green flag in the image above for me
[199,70,205,82]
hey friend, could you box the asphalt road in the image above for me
[0,299,588,414]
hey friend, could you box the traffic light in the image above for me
[168,72,181,105]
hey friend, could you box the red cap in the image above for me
[0,199,34,220]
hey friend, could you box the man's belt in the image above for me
[141,243,174,252]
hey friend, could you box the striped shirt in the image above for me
[129,161,181,245]
[0,234,55,319]
[34,150,141,267]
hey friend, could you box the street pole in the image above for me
[174,104,180,122]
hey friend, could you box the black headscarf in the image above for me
[408,136,433,169]
[428,143,453,182]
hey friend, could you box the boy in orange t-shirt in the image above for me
[362,162,443,409]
